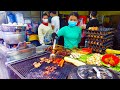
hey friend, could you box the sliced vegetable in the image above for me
[52,58,64,67]
[86,53,102,66]
[102,54,120,67]
[53,58,62,64]
[81,48,92,54]
[64,56,86,66]
[58,59,65,67]
[106,49,120,54]
[78,54,93,63]
[102,62,120,72]
[70,52,82,59]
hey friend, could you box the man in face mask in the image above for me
[49,11,60,33]
[52,12,82,49]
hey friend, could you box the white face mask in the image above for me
[42,19,48,23]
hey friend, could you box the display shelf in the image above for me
[87,40,113,46]
[85,28,114,54]
[86,37,113,43]
[86,28,114,32]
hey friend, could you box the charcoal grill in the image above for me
[5,52,76,79]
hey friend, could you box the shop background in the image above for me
[0,11,120,28]
[12,11,40,22]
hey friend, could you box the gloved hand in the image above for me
[41,43,45,46]
[52,33,58,39]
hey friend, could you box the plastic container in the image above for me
[7,12,17,23]
[1,25,26,32]
[2,31,26,44]
[15,12,24,24]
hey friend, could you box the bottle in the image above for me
[85,40,88,48]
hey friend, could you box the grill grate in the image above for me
[7,52,76,79]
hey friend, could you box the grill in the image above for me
[6,52,76,79]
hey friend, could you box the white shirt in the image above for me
[51,16,60,33]
[38,23,53,45]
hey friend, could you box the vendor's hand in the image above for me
[52,33,58,39]
[81,24,86,29]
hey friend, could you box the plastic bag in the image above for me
[7,12,17,23]
[15,12,24,24]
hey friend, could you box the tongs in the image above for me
[93,67,102,79]
[50,39,56,60]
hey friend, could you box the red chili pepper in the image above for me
[53,58,62,64]
[82,48,92,54]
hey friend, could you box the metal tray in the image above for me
[6,52,76,79]
[36,45,50,53]
[67,65,119,79]
[2,31,26,44]
[6,46,36,61]
[1,25,26,32]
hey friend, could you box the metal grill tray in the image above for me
[6,52,76,79]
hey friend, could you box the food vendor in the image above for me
[49,11,60,33]
[52,12,82,49]
[112,20,120,50]
[38,13,53,45]
[86,11,100,29]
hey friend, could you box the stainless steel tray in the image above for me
[6,46,36,61]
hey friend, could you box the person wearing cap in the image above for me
[86,11,100,29]
[113,21,120,50]
[49,11,60,33]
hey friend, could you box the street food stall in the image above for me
[0,11,120,79]
[5,43,120,79]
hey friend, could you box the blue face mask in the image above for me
[68,20,77,27]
